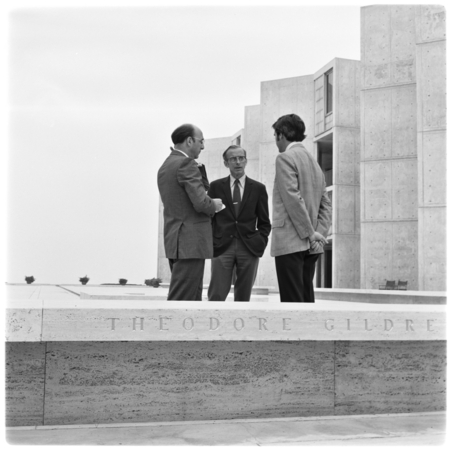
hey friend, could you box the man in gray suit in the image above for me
[158,124,223,301]
[271,114,332,303]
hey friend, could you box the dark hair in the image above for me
[222,145,247,161]
[272,114,306,142]
[171,124,196,145]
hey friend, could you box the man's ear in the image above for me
[223,159,229,169]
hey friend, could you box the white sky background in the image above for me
[6,2,363,285]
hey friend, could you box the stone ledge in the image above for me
[6,302,445,342]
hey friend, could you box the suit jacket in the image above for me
[157,150,216,259]
[270,143,332,257]
[208,176,271,258]
[197,163,210,192]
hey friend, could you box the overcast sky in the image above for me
[6,2,364,285]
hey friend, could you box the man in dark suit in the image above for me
[207,145,271,302]
[157,124,223,301]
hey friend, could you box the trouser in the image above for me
[208,238,259,302]
[275,251,320,303]
[168,258,205,301]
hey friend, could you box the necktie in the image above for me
[233,179,241,216]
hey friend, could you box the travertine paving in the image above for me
[5,412,446,446]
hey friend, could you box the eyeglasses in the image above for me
[191,137,204,144]
[227,156,246,163]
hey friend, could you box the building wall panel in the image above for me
[416,5,446,43]
[242,105,261,161]
[392,159,418,220]
[361,222,392,289]
[261,82,281,143]
[421,131,446,206]
[333,234,360,288]
[336,185,356,234]
[336,60,358,128]
[391,85,417,157]
[335,127,359,185]
[363,161,392,221]
[362,89,391,160]
[362,6,390,68]
[391,221,418,289]
[416,41,446,131]
[418,207,446,291]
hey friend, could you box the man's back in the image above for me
[157,150,216,259]
[271,143,331,257]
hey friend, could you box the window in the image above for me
[317,137,333,187]
[325,70,333,114]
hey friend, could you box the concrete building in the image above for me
[157,5,446,292]
[360,5,446,291]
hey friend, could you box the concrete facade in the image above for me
[314,58,361,289]
[157,5,446,292]
[360,5,446,291]
[415,5,447,291]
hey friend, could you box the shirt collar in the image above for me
[285,142,299,152]
[230,174,246,186]
[171,147,189,158]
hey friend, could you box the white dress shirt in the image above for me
[230,174,246,198]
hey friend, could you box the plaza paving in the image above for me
[5,412,446,445]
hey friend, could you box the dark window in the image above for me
[325,70,333,114]
[317,138,333,187]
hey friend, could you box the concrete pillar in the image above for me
[360,5,419,289]
[415,5,446,291]
[258,75,315,288]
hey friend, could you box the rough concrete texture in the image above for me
[335,59,360,129]
[260,75,315,145]
[242,104,261,163]
[335,126,360,186]
[361,5,416,88]
[361,221,418,290]
[335,340,446,415]
[360,5,436,291]
[333,234,360,288]
[418,207,446,291]
[6,342,46,427]
[415,5,446,292]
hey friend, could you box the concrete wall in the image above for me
[360,6,420,290]
[241,105,261,181]
[319,59,361,288]
[415,5,446,291]
[258,75,315,288]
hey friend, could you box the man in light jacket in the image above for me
[271,114,332,303]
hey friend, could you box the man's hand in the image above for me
[308,231,327,252]
[212,198,223,212]
[309,241,323,252]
